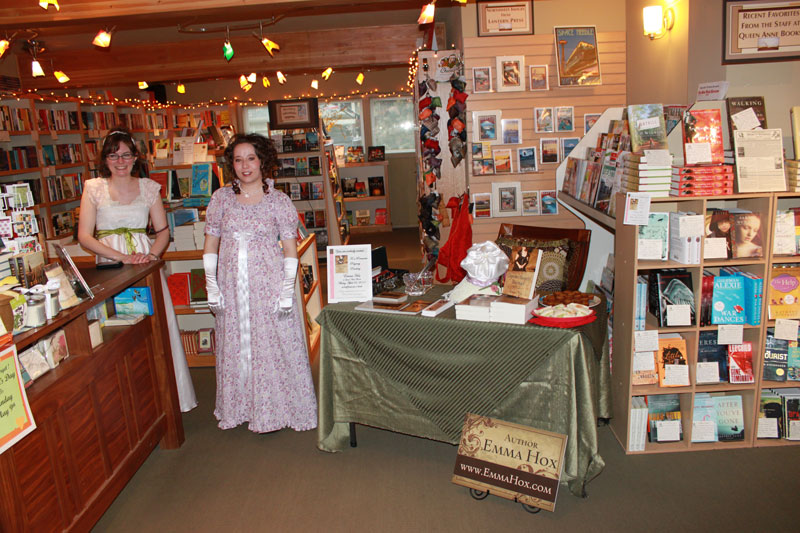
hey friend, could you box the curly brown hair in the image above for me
[97,127,144,178]
[223,133,278,194]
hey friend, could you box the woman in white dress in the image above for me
[77,128,197,412]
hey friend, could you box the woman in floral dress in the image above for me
[78,128,197,412]
[203,133,316,433]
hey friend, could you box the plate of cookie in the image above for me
[539,290,601,308]
[529,303,597,328]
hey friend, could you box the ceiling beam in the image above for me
[16,24,425,89]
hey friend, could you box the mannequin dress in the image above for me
[204,183,317,432]
[84,177,198,412]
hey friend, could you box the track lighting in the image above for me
[54,70,69,83]
[0,39,9,58]
[31,60,44,77]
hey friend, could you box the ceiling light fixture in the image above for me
[262,75,270,87]
[247,72,257,83]
[54,70,69,83]
[253,22,280,57]
[92,28,113,48]
[356,72,364,85]
[31,59,45,77]
[277,71,287,84]
[322,67,333,80]
[223,26,234,61]
[311,79,319,89]
[38,0,59,10]
[418,2,436,24]
[0,38,10,58]
[177,83,186,94]
[138,81,149,89]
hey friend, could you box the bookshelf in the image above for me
[610,191,800,453]
[340,160,391,233]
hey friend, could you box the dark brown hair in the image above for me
[97,127,144,178]
[223,133,278,194]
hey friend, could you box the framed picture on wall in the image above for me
[534,107,554,133]
[723,0,800,64]
[555,106,575,132]
[501,118,522,144]
[517,147,538,173]
[539,138,560,164]
[554,26,602,87]
[491,181,522,217]
[477,1,533,37]
[472,67,492,93]
[472,109,502,143]
[268,98,319,130]
[528,65,549,91]
[584,113,601,135]
[521,190,540,215]
[493,149,513,173]
[496,56,525,92]
[473,192,492,218]
[561,137,580,159]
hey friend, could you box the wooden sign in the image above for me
[452,413,567,512]
[0,344,36,455]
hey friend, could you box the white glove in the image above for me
[203,253,223,313]
[276,257,299,316]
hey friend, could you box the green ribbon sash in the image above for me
[96,227,146,254]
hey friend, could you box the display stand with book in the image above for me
[339,160,391,232]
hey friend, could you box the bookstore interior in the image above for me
[1,0,800,528]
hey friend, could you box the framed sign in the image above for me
[268,98,319,130]
[723,0,800,63]
[453,414,566,512]
[477,1,533,37]
[554,26,602,87]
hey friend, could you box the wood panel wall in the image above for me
[463,31,626,244]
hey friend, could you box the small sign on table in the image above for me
[452,413,567,512]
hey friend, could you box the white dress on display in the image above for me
[84,177,198,412]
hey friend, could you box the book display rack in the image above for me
[611,192,800,453]
[339,160,391,233]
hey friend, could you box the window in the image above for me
[370,97,414,153]
[243,106,270,135]
[319,100,364,149]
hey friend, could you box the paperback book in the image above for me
[728,341,755,384]
[714,395,745,442]
[763,329,789,382]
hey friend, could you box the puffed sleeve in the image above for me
[275,191,299,241]
[141,178,162,207]
[83,178,104,206]
[205,187,226,237]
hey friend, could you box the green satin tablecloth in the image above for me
[316,286,611,497]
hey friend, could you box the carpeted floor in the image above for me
[94,229,800,532]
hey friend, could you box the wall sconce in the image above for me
[643,5,675,40]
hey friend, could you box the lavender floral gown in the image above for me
[205,182,317,433]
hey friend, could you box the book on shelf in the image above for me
[628,396,649,451]
[772,388,800,440]
[635,275,647,331]
[113,287,154,316]
[300,182,310,200]
[189,268,208,303]
[646,393,682,442]
[167,272,191,306]
[668,212,701,265]
[790,340,800,382]
[368,176,385,196]
[768,266,800,320]
[691,393,718,443]
[714,394,745,442]
[730,211,763,259]
[627,103,668,154]
[342,177,357,197]
[647,269,695,327]
[704,209,732,259]
[656,334,689,387]
[374,208,388,225]
[763,329,789,382]
[637,212,669,261]
[710,274,746,325]
[355,209,370,226]
[354,181,367,197]
[682,108,724,165]
[697,330,729,384]
[632,350,658,386]
[728,341,755,384]
[758,390,783,439]
[725,96,767,140]
[719,267,762,326]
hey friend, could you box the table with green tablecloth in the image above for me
[316,285,611,497]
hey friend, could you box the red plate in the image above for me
[528,309,597,328]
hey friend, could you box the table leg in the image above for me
[349,423,357,447]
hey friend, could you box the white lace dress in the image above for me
[84,177,198,412]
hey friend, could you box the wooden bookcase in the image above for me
[0,262,183,532]
[340,160,391,233]
[610,191,800,453]
[298,232,322,362]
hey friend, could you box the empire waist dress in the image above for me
[84,177,198,412]
[204,184,317,432]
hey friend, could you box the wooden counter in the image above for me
[0,262,184,532]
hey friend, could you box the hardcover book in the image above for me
[647,393,682,442]
[711,275,746,325]
[189,268,207,302]
[725,96,767,139]
[190,163,213,197]
[503,246,543,299]
[731,212,763,259]
[656,334,689,387]
[648,269,695,327]
[714,395,745,442]
[789,340,800,381]
[627,103,668,154]
[682,108,724,165]
[697,330,729,383]
[368,176,385,196]
[637,212,669,261]
[758,391,783,439]
[691,393,718,443]
[763,329,789,382]
[728,342,755,384]
[166,272,191,307]
[113,287,154,316]
[768,266,800,320]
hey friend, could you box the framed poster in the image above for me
[540,138,560,164]
[584,113,601,135]
[472,109,502,143]
[517,147,538,173]
[472,67,492,93]
[555,106,575,132]
[501,118,522,144]
[554,26,602,86]
[528,65,549,91]
[521,190,540,215]
[477,1,533,37]
[493,148,513,173]
[561,137,580,159]
[495,56,525,92]
[724,0,800,64]
[268,98,319,130]
[491,181,522,217]
[534,107,554,133]
[472,192,492,218]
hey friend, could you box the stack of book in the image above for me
[172,224,196,251]
[620,152,671,197]
[699,268,762,326]
[671,165,735,196]
[489,295,538,325]
[786,159,800,192]
[454,294,497,322]
[628,396,649,451]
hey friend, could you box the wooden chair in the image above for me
[497,223,592,291]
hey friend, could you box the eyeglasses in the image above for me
[107,153,135,161]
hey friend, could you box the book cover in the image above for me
[632,351,658,386]
[354,182,367,197]
[682,108,724,165]
[189,268,207,302]
[342,177,357,198]
[627,103,668,154]
[789,340,800,381]
[648,269,695,327]
[714,395,745,442]
[637,212,669,261]
[728,342,755,384]
[731,212,763,258]
[725,96,767,138]
[647,393,682,442]
[763,329,789,382]
[759,391,783,439]
[113,287,154,316]
[503,247,543,299]
[166,272,191,306]
[368,176,385,196]
[768,266,800,319]
[656,335,689,387]
[190,163,213,197]
[150,171,170,199]
[704,209,732,259]
[697,330,729,383]
[691,393,718,443]
[711,275,746,325]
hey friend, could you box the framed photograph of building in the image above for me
[554,26,601,86]
[496,56,525,92]
[477,1,533,37]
